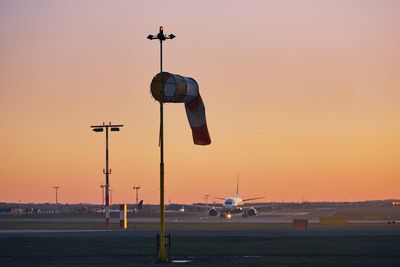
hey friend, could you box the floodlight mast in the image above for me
[133,185,140,207]
[91,122,123,228]
[147,25,175,263]
[53,186,60,204]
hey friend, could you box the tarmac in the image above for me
[1,208,399,238]
[0,208,337,223]
[1,227,400,238]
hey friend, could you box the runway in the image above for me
[0,208,338,224]
[1,228,400,238]
[0,208,396,224]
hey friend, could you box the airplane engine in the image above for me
[208,208,218,216]
[247,207,257,216]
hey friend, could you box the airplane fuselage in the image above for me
[222,197,244,214]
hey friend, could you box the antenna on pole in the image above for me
[236,172,239,197]
[53,186,60,204]
[133,185,141,207]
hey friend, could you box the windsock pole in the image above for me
[147,26,175,262]
[159,35,167,262]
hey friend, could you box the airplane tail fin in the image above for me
[137,200,143,210]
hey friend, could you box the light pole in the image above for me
[91,122,123,228]
[53,186,60,204]
[100,184,105,208]
[133,185,140,207]
[147,26,175,262]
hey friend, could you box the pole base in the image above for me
[156,253,169,263]
[156,234,171,262]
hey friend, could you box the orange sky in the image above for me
[1,1,399,204]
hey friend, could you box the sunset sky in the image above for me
[1,1,399,204]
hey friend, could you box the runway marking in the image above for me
[172,260,192,263]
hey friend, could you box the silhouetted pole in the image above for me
[147,26,175,263]
[133,185,140,206]
[91,122,123,228]
[53,186,60,204]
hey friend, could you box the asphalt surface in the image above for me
[1,208,399,238]
[0,208,337,223]
[1,228,400,238]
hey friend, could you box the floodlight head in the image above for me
[93,128,104,132]
[168,34,175,39]
[110,127,120,132]
[147,34,155,40]
[157,32,166,41]
[159,26,164,33]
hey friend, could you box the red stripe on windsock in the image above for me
[191,124,211,145]
[186,95,203,112]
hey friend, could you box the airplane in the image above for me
[205,176,266,218]
[165,205,185,213]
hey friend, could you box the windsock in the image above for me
[150,72,211,145]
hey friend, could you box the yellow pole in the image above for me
[157,35,168,262]
[158,104,168,260]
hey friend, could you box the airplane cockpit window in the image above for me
[224,199,234,205]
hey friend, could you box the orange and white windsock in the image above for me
[150,72,211,145]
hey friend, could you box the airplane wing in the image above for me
[242,197,264,202]
[244,203,278,210]
[190,204,223,210]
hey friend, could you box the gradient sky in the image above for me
[1,1,399,204]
